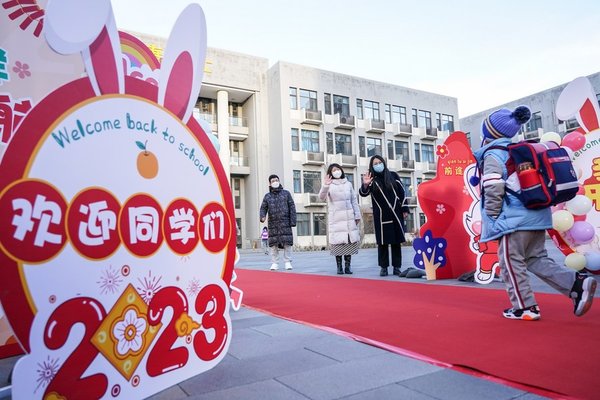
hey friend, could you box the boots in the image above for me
[344,255,353,274]
[380,267,388,276]
[393,267,401,276]
[336,256,344,274]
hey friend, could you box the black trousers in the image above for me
[378,244,402,268]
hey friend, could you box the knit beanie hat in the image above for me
[481,105,531,140]
[268,174,279,183]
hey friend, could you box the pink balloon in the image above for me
[552,203,566,212]
[472,221,481,235]
[561,131,586,152]
[573,214,587,222]
[577,185,586,195]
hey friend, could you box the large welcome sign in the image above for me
[0,1,236,398]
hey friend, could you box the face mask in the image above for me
[373,163,384,173]
[271,181,280,188]
[332,170,342,179]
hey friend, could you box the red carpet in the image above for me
[236,269,600,400]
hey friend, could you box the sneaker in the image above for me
[503,305,541,321]
[571,274,597,317]
[270,263,278,271]
[284,262,293,270]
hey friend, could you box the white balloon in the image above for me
[565,195,593,216]
[540,132,562,145]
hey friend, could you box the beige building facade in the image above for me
[132,32,459,249]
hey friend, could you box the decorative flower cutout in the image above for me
[436,204,446,214]
[113,308,147,356]
[12,61,31,79]
[436,144,449,159]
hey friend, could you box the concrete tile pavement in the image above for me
[0,241,589,399]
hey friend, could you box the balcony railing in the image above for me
[230,156,249,167]
[365,118,386,133]
[302,151,325,165]
[303,193,326,207]
[523,128,542,140]
[301,109,323,125]
[334,113,355,130]
[421,127,438,140]
[393,123,413,137]
[327,153,357,167]
[229,116,248,127]
[195,111,217,124]
[422,161,437,174]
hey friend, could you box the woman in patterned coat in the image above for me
[260,174,297,271]
[319,163,361,274]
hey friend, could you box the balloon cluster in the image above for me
[543,131,600,273]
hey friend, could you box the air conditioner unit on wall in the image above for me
[340,116,348,124]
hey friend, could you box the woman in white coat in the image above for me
[319,163,361,274]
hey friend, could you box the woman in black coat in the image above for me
[259,174,297,271]
[359,155,406,276]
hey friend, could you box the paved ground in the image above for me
[0,241,595,399]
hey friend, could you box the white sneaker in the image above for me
[270,263,278,270]
[284,262,293,270]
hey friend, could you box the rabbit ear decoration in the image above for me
[158,4,207,122]
[44,0,124,96]
[556,77,600,133]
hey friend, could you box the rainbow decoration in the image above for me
[119,31,160,70]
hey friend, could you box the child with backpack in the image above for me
[473,105,596,320]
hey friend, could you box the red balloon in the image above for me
[573,214,587,222]
[561,131,586,151]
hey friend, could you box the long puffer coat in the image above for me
[259,186,297,247]
[318,178,361,245]
[359,171,406,245]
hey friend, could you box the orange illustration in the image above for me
[136,140,159,179]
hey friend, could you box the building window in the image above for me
[412,108,418,127]
[419,212,426,227]
[387,139,394,160]
[414,143,421,162]
[299,89,317,111]
[289,87,297,110]
[346,173,354,188]
[313,213,327,236]
[466,132,471,146]
[422,144,434,162]
[195,97,217,123]
[359,136,366,157]
[335,133,352,155]
[366,137,382,157]
[405,211,415,233]
[293,170,301,193]
[395,141,409,160]
[232,178,241,209]
[436,113,441,130]
[291,128,299,151]
[364,100,380,120]
[301,129,320,152]
[236,217,242,247]
[385,104,392,123]
[324,93,332,115]
[356,99,363,119]
[303,171,321,194]
[333,95,350,116]
[326,132,334,154]
[418,110,432,129]
[391,105,406,124]
[440,114,454,131]
[363,214,374,234]
[297,213,310,236]
[524,112,542,132]
[399,176,411,196]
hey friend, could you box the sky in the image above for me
[112,0,600,117]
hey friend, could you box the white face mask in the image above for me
[332,170,342,179]
[270,181,280,188]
